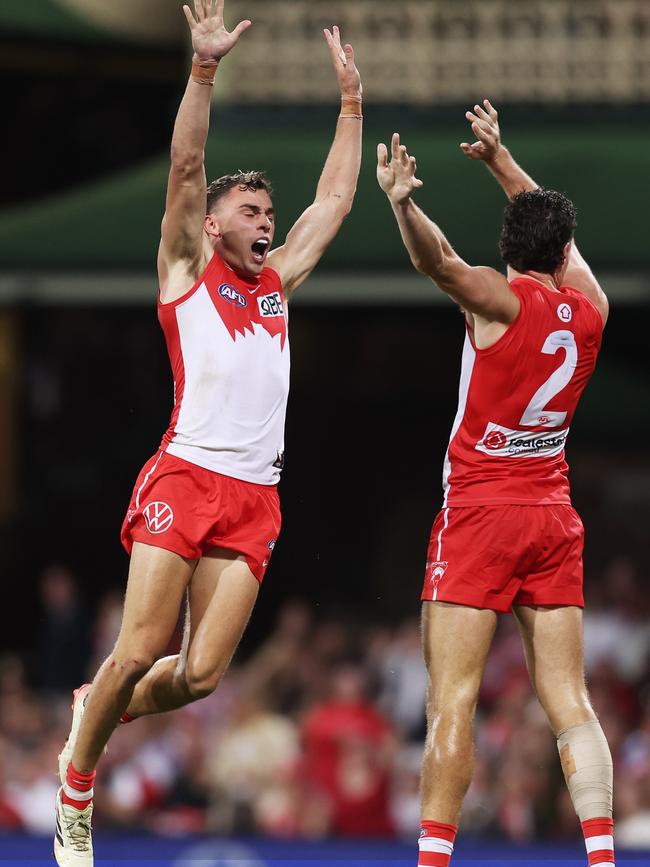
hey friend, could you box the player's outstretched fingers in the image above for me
[472,103,493,124]
[330,25,342,55]
[232,18,252,40]
[471,122,494,146]
[483,98,498,120]
[193,0,205,22]
[391,132,401,160]
[459,141,481,159]
[465,111,492,136]
[377,142,389,168]
[324,26,345,65]
[182,4,197,27]
[334,26,346,64]
[409,157,424,189]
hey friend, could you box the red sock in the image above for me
[119,712,136,724]
[582,818,615,865]
[61,762,95,811]
[418,821,457,867]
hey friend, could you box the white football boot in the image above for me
[54,684,94,865]
[54,787,94,866]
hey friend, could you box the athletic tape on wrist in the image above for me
[191,58,220,86]
[340,94,363,118]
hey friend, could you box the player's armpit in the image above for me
[434,259,520,324]
[268,196,349,298]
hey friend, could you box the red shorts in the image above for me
[421,504,584,612]
[120,451,281,582]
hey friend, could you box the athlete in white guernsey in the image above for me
[54,3,363,863]
[378,104,615,867]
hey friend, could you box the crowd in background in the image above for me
[1,555,649,847]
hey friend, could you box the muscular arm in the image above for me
[390,198,516,320]
[268,28,362,299]
[378,134,518,323]
[158,1,251,303]
[462,100,608,324]
[158,74,212,293]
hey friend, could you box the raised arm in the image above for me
[267,27,363,299]
[158,0,251,303]
[461,100,608,324]
[376,133,518,323]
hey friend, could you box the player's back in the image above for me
[443,277,603,506]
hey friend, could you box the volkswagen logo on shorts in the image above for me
[557,303,572,323]
[143,501,174,534]
[219,283,247,308]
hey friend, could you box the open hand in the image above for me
[324,26,362,97]
[377,133,423,205]
[183,0,251,62]
[460,99,501,162]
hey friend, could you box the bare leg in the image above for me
[125,548,259,716]
[421,601,497,824]
[71,542,196,772]
[513,605,595,734]
[514,605,613,826]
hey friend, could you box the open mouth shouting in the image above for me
[251,237,270,264]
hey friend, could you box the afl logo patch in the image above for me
[219,283,247,308]
[557,303,572,323]
[143,501,174,534]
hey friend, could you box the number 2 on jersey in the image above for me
[519,330,577,428]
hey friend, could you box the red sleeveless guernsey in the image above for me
[442,277,603,506]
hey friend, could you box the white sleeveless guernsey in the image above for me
[157,252,290,485]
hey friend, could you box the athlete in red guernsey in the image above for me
[378,104,615,867]
[54,3,363,864]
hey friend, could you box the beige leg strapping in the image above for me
[557,720,613,821]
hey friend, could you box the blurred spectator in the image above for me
[616,784,650,848]
[34,565,89,694]
[207,690,300,834]
[375,619,427,741]
[389,743,423,837]
[87,587,123,680]
[584,558,650,684]
[302,664,396,837]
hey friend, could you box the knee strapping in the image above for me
[557,720,613,821]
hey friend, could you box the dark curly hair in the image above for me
[499,188,577,275]
[206,170,273,214]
